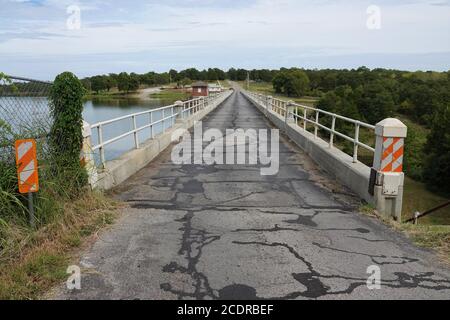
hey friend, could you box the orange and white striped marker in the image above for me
[381,137,404,173]
[15,139,39,194]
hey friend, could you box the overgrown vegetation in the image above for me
[150,88,191,101]
[0,72,119,299]
[49,72,88,191]
[361,205,450,265]
[0,192,118,299]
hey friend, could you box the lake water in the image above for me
[83,97,178,164]
[0,96,178,165]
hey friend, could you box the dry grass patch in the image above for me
[360,204,450,266]
[0,191,119,300]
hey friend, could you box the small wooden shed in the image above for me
[192,81,209,97]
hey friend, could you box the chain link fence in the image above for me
[0,76,53,163]
[0,75,66,225]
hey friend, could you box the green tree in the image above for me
[90,75,106,93]
[272,70,310,97]
[117,72,130,92]
[128,73,140,92]
[169,69,178,83]
[284,70,310,97]
[180,78,192,88]
[272,72,286,94]
[104,76,117,91]
[423,103,450,195]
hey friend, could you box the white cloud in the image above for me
[0,0,449,77]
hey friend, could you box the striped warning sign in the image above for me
[15,139,39,194]
[381,137,404,173]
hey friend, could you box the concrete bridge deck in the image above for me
[60,90,450,300]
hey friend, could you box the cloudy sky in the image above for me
[0,0,449,80]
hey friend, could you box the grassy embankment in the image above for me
[149,88,192,101]
[83,87,137,100]
[238,81,318,107]
[85,85,192,103]
[0,190,119,299]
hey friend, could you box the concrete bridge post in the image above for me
[81,120,99,187]
[174,100,185,123]
[266,96,273,116]
[285,100,296,126]
[201,97,206,110]
[371,118,407,221]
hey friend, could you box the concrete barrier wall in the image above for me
[242,91,374,205]
[94,90,233,190]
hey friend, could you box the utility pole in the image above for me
[246,71,250,90]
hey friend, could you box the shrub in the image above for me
[49,72,88,193]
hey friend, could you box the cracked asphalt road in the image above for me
[58,90,450,300]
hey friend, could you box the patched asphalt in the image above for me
[57,90,450,300]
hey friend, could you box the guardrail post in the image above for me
[285,101,295,125]
[149,111,154,139]
[82,121,98,187]
[97,125,106,169]
[303,109,307,131]
[353,123,360,163]
[314,111,319,138]
[132,115,139,149]
[370,118,407,221]
[329,115,336,148]
[267,96,273,115]
[174,100,185,123]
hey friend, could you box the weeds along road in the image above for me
[57,90,450,300]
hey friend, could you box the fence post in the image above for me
[97,125,106,169]
[329,115,336,148]
[285,101,295,125]
[82,120,98,187]
[303,108,307,131]
[314,111,319,138]
[132,115,139,149]
[201,97,206,110]
[267,96,273,116]
[353,123,360,163]
[174,100,185,123]
[370,118,407,221]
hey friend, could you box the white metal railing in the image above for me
[90,92,225,167]
[244,90,376,163]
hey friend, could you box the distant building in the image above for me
[191,81,209,97]
[208,83,223,94]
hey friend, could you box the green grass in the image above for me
[84,88,138,100]
[237,81,319,107]
[150,88,191,101]
[360,205,450,264]
[0,191,118,299]
[403,177,450,225]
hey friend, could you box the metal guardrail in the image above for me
[91,92,224,167]
[244,90,376,163]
